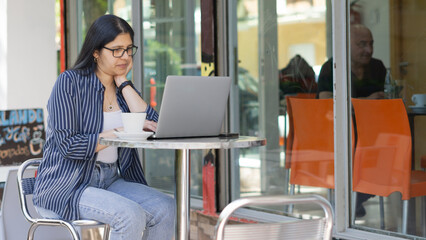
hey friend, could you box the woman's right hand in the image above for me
[143,120,157,132]
[96,128,122,152]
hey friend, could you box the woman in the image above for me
[33,15,176,239]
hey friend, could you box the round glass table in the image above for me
[99,135,266,240]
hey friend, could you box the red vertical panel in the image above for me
[201,0,215,76]
[60,0,66,72]
[201,0,217,216]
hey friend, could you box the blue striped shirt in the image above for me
[33,69,158,220]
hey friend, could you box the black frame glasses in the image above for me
[103,45,138,58]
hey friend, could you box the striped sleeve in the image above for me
[48,72,98,161]
[145,105,159,122]
[125,84,159,122]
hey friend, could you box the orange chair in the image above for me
[283,93,317,198]
[289,98,335,192]
[421,155,426,170]
[351,98,426,234]
[284,93,317,170]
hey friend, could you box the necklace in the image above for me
[99,78,116,111]
[104,93,115,111]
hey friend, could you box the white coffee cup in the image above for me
[411,94,426,107]
[122,112,146,133]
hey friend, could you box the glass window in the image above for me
[74,0,203,198]
[232,0,329,217]
[70,0,426,238]
[348,0,426,238]
[76,0,132,51]
[141,0,203,198]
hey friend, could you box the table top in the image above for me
[99,135,267,150]
[407,109,426,116]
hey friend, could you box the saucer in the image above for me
[408,105,426,113]
[114,131,153,140]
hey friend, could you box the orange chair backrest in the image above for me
[289,98,334,189]
[351,99,412,200]
[284,93,316,169]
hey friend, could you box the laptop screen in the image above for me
[150,75,232,139]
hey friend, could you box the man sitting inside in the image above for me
[317,24,387,217]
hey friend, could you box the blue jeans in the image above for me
[37,162,176,240]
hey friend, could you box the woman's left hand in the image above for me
[143,120,157,132]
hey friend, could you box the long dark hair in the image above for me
[72,14,134,71]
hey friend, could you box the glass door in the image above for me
[230,0,329,215]
[72,0,203,198]
[348,0,426,238]
[140,0,203,198]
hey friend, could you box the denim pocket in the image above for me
[90,164,101,187]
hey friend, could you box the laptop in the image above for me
[148,75,232,139]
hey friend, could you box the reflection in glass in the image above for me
[351,98,425,236]
[348,0,426,238]
[234,0,327,219]
[141,0,203,197]
[288,98,334,198]
[79,0,133,48]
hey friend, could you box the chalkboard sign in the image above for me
[0,109,45,165]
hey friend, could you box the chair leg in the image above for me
[283,169,290,212]
[327,189,334,208]
[27,223,39,240]
[283,168,290,195]
[327,189,331,204]
[379,196,385,230]
[351,192,357,224]
[423,196,426,237]
[327,188,334,208]
[402,199,409,234]
[288,184,295,213]
[27,222,82,240]
[63,222,81,240]
[103,224,111,240]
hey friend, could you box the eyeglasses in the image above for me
[103,45,138,58]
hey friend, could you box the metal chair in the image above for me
[214,194,334,240]
[17,158,110,240]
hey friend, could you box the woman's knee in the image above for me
[151,194,176,225]
[112,202,146,233]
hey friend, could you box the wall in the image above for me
[237,20,326,82]
[277,22,326,69]
[355,0,391,68]
[0,0,7,107]
[0,0,56,112]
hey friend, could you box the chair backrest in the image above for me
[289,98,334,189]
[0,167,29,240]
[1,160,71,240]
[284,93,316,169]
[351,99,412,200]
[14,158,110,240]
[214,194,334,240]
[17,158,42,224]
